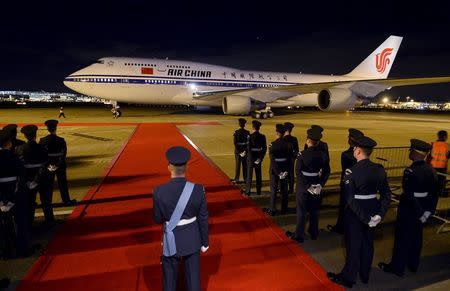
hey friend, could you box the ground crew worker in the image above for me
[328,128,364,234]
[0,130,26,258]
[58,107,66,118]
[304,125,330,161]
[428,130,449,197]
[327,135,391,288]
[286,128,330,242]
[2,124,25,152]
[245,120,267,196]
[232,118,250,184]
[16,125,54,228]
[283,122,299,195]
[379,139,438,277]
[153,146,209,291]
[264,124,293,216]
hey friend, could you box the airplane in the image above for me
[64,35,450,118]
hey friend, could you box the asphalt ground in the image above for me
[0,106,449,290]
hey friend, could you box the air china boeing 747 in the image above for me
[64,35,450,117]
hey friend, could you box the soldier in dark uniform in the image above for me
[286,128,330,242]
[0,278,10,289]
[0,130,26,258]
[283,122,299,195]
[328,128,364,234]
[153,146,209,291]
[232,118,250,184]
[264,124,293,216]
[2,124,26,152]
[16,125,54,228]
[327,135,391,288]
[304,125,330,161]
[379,139,438,277]
[39,120,76,206]
[245,120,267,196]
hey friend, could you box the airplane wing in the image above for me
[193,76,450,102]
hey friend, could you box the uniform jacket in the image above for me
[269,137,293,175]
[0,148,25,203]
[233,128,250,153]
[296,146,330,188]
[247,131,267,162]
[283,135,299,159]
[343,159,391,223]
[39,134,67,167]
[16,141,49,182]
[153,177,209,257]
[304,140,329,161]
[341,147,356,181]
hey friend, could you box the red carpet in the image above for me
[17,123,341,290]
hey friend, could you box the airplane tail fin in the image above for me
[346,35,403,79]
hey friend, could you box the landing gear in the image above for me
[252,108,274,119]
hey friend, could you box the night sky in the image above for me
[2,0,450,101]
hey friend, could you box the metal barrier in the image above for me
[372,146,410,178]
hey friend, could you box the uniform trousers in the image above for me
[162,252,200,291]
[234,153,247,182]
[295,190,321,239]
[269,172,288,213]
[246,160,262,195]
[49,166,71,203]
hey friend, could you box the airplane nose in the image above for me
[63,75,75,90]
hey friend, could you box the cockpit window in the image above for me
[97,60,105,64]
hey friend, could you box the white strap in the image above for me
[414,192,428,198]
[166,216,197,226]
[0,176,17,183]
[48,152,63,157]
[236,142,247,145]
[354,194,377,200]
[301,171,320,177]
[251,148,262,151]
[24,163,44,169]
[275,158,287,162]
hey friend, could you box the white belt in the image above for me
[414,192,428,198]
[236,142,247,145]
[24,163,44,169]
[166,216,197,226]
[251,148,262,151]
[0,177,17,183]
[354,194,377,200]
[301,171,320,177]
[48,153,63,157]
[275,158,287,162]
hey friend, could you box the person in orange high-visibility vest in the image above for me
[429,130,449,197]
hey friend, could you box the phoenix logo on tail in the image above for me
[375,48,393,73]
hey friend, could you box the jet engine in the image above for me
[317,88,358,112]
[222,96,266,115]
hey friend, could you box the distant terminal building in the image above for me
[0,90,104,103]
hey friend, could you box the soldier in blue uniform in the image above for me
[379,139,438,277]
[283,122,299,195]
[2,124,25,152]
[153,146,209,291]
[328,128,364,235]
[327,135,391,288]
[16,125,54,228]
[231,118,250,184]
[286,128,330,242]
[264,124,293,216]
[245,120,267,196]
[0,130,26,258]
[304,125,329,161]
[39,120,76,206]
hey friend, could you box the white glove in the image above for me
[201,246,209,253]
[0,202,14,212]
[48,165,58,172]
[368,215,381,228]
[419,211,431,223]
[239,151,246,157]
[279,171,288,180]
[307,184,322,195]
[27,181,39,190]
[254,159,261,165]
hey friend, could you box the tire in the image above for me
[255,113,261,119]
[269,111,274,118]
[262,113,268,119]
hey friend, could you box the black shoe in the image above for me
[408,266,418,273]
[327,224,344,234]
[263,208,277,216]
[64,199,77,206]
[378,262,403,277]
[285,231,304,243]
[327,272,354,288]
[0,278,10,288]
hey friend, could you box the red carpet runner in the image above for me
[17,123,341,290]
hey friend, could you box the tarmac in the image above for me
[0,106,449,290]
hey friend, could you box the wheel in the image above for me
[255,113,261,119]
[269,111,274,118]
[262,113,268,119]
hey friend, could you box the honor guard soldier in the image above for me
[264,124,293,216]
[328,128,364,234]
[286,128,330,242]
[245,120,267,196]
[232,118,250,184]
[0,130,26,258]
[304,125,330,161]
[327,135,391,288]
[428,130,449,197]
[379,139,438,277]
[153,146,209,291]
[283,122,299,195]
[2,124,26,152]
[39,120,76,206]
[16,125,54,228]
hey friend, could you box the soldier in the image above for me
[428,130,449,197]
[283,122,299,195]
[245,120,267,196]
[0,130,26,258]
[39,120,76,206]
[328,128,364,234]
[16,125,54,228]
[327,135,391,288]
[2,124,26,152]
[153,146,209,291]
[0,278,10,289]
[304,125,330,161]
[232,118,250,184]
[379,139,438,277]
[286,128,330,242]
[264,124,293,216]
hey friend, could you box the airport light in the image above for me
[382,97,389,104]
